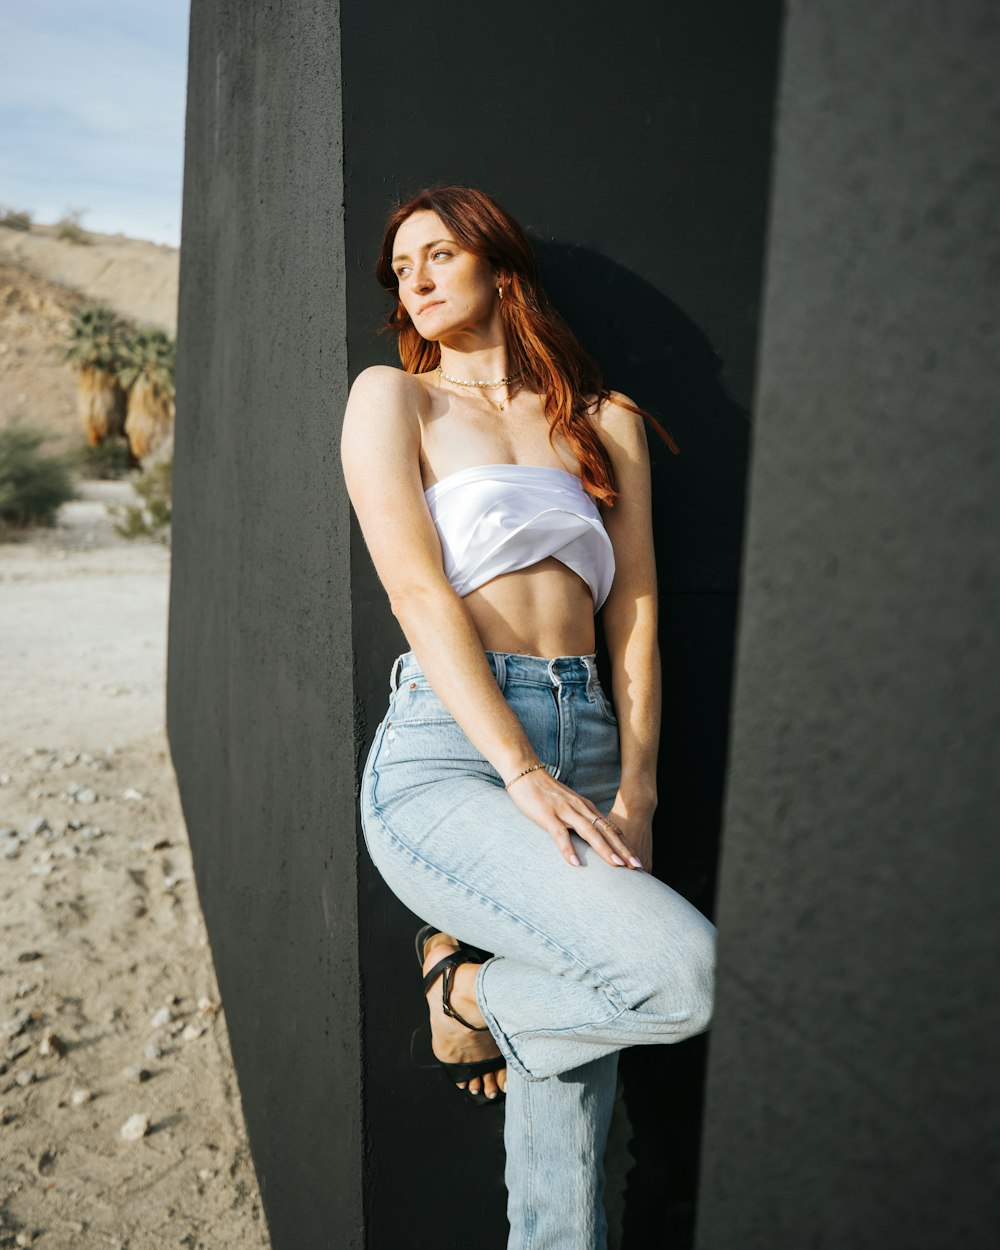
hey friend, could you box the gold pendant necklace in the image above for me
[436,364,521,413]
[436,364,521,388]
[492,378,522,412]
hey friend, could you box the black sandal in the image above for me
[413,923,506,1107]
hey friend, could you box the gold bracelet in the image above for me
[504,762,547,790]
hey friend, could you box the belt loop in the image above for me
[584,655,598,702]
[491,651,507,691]
[389,653,403,693]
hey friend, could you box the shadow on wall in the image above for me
[533,237,750,599]
[534,239,751,1248]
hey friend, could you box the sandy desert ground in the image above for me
[0,481,271,1250]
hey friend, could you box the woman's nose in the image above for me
[413,268,434,291]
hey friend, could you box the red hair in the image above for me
[374,185,680,506]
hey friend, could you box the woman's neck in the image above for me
[436,326,512,384]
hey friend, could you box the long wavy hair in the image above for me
[374,185,680,507]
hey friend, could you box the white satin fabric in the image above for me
[423,463,616,613]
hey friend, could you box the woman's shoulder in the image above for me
[586,389,644,431]
[348,363,425,398]
[344,367,436,440]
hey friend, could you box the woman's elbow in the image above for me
[388,577,458,623]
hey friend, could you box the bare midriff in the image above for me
[459,556,597,659]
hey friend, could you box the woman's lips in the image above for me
[418,300,444,314]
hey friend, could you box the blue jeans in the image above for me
[360,649,716,1250]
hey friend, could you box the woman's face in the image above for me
[390,210,500,342]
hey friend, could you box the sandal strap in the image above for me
[437,1051,507,1081]
[422,948,490,1032]
[421,950,459,995]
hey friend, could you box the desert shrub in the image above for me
[107,454,172,545]
[56,209,89,245]
[64,301,130,371]
[75,434,133,479]
[117,325,175,460]
[64,303,132,449]
[0,208,32,231]
[0,420,77,535]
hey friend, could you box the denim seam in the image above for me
[524,1079,536,1250]
[505,1002,628,1041]
[384,717,457,726]
[502,677,585,688]
[552,686,565,781]
[359,719,391,826]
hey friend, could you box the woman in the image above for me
[340,185,715,1249]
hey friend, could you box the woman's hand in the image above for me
[505,768,645,870]
[606,794,654,874]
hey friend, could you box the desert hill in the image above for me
[0,222,179,456]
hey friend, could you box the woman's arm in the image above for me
[592,393,661,858]
[340,366,642,870]
[341,366,535,779]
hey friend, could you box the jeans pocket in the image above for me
[366,713,497,829]
[387,681,455,724]
[593,684,619,726]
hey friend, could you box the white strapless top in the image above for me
[423,463,616,613]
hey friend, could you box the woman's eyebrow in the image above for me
[391,238,456,264]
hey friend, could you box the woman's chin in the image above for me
[413,317,446,341]
[420,316,459,338]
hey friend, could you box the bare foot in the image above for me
[422,933,507,1100]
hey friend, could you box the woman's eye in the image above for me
[432,250,451,260]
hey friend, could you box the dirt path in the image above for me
[0,481,271,1250]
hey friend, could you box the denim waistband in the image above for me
[389,649,600,694]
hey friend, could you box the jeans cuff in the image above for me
[475,957,538,1082]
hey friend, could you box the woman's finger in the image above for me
[570,808,644,869]
[558,821,629,869]
[568,813,624,865]
[545,821,582,866]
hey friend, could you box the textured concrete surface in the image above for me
[696,3,1000,1247]
[168,3,360,1248]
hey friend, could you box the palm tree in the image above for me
[117,326,176,462]
[63,302,129,447]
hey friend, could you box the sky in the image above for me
[0,1,190,247]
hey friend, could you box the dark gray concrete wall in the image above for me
[167,3,361,1247]
[696,3,1000,1247]
[340,3,780,1246]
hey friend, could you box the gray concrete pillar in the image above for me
[696,4,1000,1247]
[168,3,361,1247]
